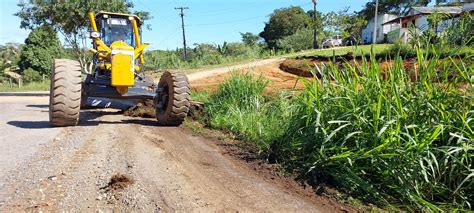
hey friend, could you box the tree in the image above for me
[358,0,430,21]
[323,11,341,34]
[260,6,311,49]
[0,43,21,69]
[240,32,260,47]
[276,28,313,52]
[15,0,151,72]
[19,25,62,76]
[337,10,368,42]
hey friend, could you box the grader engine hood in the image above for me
[110,41,135,87]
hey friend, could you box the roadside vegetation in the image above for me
[193,12,474,210]
[301,44,392,57]
[0,80,49,92]
[143,41,274,70]
[1,0,472,211]
[194,49,472,210]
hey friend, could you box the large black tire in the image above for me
[155,71,190,126]
[49,59,82,127]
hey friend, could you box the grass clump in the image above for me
[203,73,294,151]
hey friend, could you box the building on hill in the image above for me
[361,13,399,44]
[383,4,472,43]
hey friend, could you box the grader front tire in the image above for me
[155,71,190,126]
[49,59,82,127]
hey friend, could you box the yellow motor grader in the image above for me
[49,11,190,126]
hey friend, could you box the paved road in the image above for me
[0,93,343,211]
[0,93,60,185]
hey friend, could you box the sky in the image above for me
[0,0,368,50]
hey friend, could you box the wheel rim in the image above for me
[157,83,170,114]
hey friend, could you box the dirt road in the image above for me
[186,58,285,81]
[0,92,346,211]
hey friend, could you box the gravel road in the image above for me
[0,93,346,212]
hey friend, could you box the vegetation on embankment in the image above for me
[192,49,473,210]
[0,80,49,92]
[280,43,474,78]
[299,44,392,58]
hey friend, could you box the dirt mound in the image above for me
[123,99,155,118]
[279,59,315,78]
[123,99,204,119]
[280,57,424,81]
[106,174,135,191]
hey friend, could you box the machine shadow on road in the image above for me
[7,109,161,129]
[0,92,49,97]
[7,120,51,129]
[25,104,49,108]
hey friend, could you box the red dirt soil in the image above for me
[279,57,458,83]
[190,61,308,94]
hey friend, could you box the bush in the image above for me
[384,40,416,58]
[23,68,42,83]
[224,42,257,58]
[276,28,313,52]
[443,13,473,46]
[144,42,268,70]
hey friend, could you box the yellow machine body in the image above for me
[88,11,150,94]
[110,41,135,86]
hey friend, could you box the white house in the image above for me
[361,13,399,44]
[383,6,469,43]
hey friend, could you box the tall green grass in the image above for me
[204,74,294,151]
[200,49,473,210]
[277,50,473,210]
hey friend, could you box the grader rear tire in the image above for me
[155,71,190,126]
[49,59,82,127]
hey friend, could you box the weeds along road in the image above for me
[0,92,344,211]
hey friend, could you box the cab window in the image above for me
[101,17,135,47]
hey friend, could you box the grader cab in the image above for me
[49,11,190,127]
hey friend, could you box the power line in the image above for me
[187,15,267,27]
[187,2,267,17]
[185,2,312,27]
[135,0,177,25]
[175,6,189,61]
[312,0,318,49]
[373,0,379,44]
[158,27,182,45]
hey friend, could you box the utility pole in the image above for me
[312,0,318,49]
[175,6,189,61]
[372,0,379,44]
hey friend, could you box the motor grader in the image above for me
[49,11,190,126]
